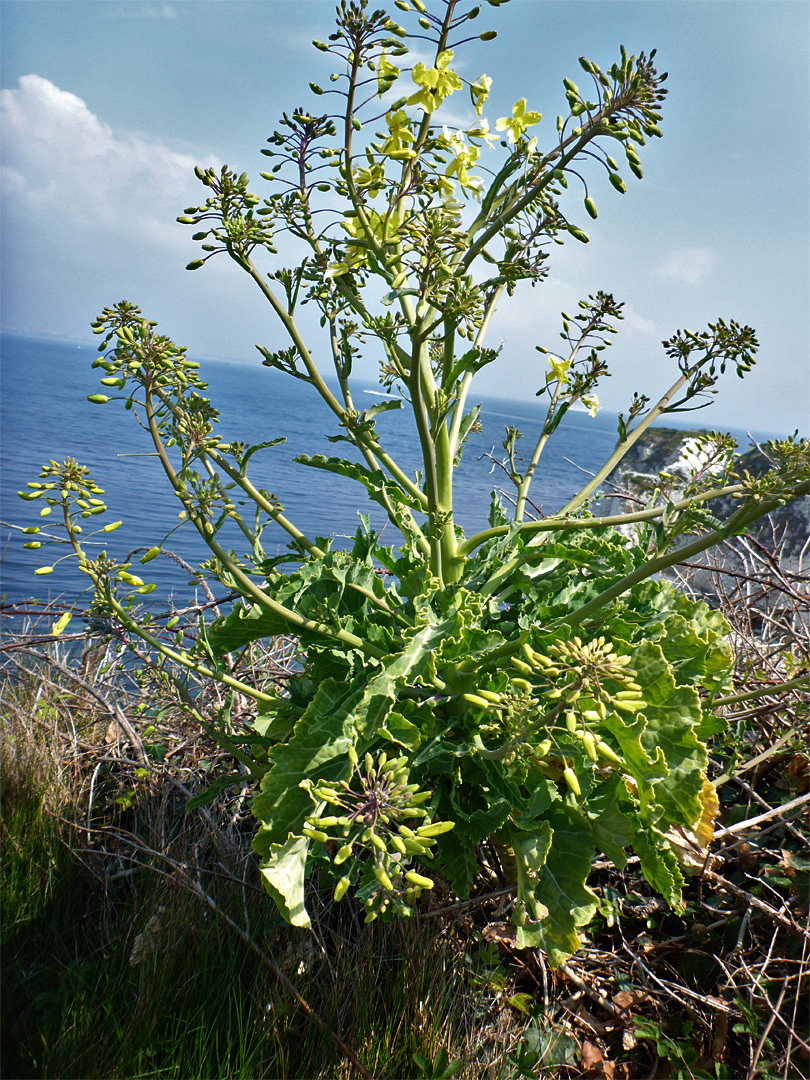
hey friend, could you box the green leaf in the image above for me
[633,642,707,829]
[585,774,634,868]
[252,677,360,853]
[632,820,684,906]
[207,601,293,654]
[295,453,423,511]
[519,804,598,965]
[259,834,312,928]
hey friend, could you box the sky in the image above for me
[1,0,808,434]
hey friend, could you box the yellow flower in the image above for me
[380,109,416,159]
[408,50,463,113]
[469,74,492,117]
[547,356,572,384]
[495,98,542,143]
[580,393,599,417]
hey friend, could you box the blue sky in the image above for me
[1,0,808,433]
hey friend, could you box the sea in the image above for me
[0,332,782,614]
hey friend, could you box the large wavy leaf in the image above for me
[633,642,707,830]
[259,834,311,928]
[519,804,599,966]
[252,677,359,855]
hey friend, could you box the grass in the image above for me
[1,529,808,1080]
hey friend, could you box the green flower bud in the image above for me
[333,876,351,901]
[334,844,353,865]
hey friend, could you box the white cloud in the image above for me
[107,3,178,18]
[622,306,657,335]
[0,74,218,249]
[656,246,716,285]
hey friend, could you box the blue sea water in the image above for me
[0,332,772,609]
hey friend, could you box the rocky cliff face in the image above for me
[600,427,809,598]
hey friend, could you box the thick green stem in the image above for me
[559,482,809,628]
[460,479,753,558]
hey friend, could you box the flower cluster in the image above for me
[303,750,454,920]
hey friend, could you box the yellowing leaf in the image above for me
[694,775,719,848]
[51,611,72,636]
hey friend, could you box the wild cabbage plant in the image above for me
[19,0,809,965]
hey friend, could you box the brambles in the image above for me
[17,0,809,965]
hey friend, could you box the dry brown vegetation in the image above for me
[2,530,808,1079]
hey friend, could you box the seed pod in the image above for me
[406,791,432,805]
[333,876,351,901]
[613,700,644,714]
[373,866,394,891]
[510,678,533,694]
[416,820,455,838]
[464,692,492,710]
[477,689,502,704]
[402,838,429,854]
[404,871,434,890]
[580,731,598,762]
[118,571,144,587]
[562,766,581,796]
[303,827,329,844]
[596,740,623,767]
[511,657,533,676]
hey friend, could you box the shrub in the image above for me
[18,0,808,966]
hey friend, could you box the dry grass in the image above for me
[1,531,807,1079]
